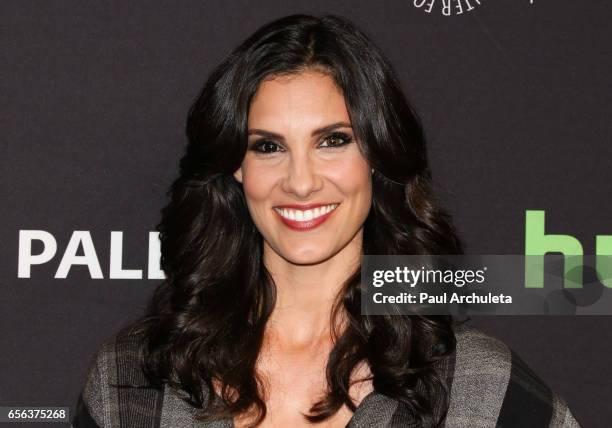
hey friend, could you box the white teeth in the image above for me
[274,204,339,222]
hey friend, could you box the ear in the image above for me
[233,168,243,183]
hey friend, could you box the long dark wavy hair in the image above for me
[128,13,463,427]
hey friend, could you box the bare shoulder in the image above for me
[445,324,581,427]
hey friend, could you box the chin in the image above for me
[280,245,334,266]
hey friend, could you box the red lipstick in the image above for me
[273,203,339,231]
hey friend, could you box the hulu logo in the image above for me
[525,210,612,288]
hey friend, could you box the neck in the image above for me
[262,230,362,349]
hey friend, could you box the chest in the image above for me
[232,351,373,428]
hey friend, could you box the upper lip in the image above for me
[274,202,339,210]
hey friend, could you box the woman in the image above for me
[72,14,580,428]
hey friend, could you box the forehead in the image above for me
[247,71,351,129]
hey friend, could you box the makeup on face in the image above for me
[273,203,340,231]
[236,70,372,265]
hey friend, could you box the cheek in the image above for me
[327,156,372,196]
[241,162,275,202]
[240,162,279,228]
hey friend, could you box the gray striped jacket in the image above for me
[72,325,581,427]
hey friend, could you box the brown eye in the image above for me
[319,132,353,149]
[249,140,283,154]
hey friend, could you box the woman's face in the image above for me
[234,70,372,265]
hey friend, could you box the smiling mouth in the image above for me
[273,204,340,231]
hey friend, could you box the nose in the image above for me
[280,151,323,198]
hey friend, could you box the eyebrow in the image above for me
[247,121,352,140]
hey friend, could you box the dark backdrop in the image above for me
[1,1,611,427]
